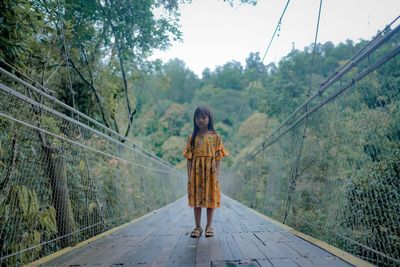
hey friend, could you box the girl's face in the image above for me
[195,114,209,129]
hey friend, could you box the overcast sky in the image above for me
[151,0,399,76]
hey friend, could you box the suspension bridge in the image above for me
[0,4,399,267]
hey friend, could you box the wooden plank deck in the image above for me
[37,194,358,267]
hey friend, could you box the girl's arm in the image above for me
[215,160,220,178]
[187,159,192,178]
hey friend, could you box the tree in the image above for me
[244,52,267,83]
[0,0,44,69]
[153,59,200,104]
[213,60,244,90]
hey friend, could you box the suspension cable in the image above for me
[261,0,291,63]
[0,80,181,173]
[0,66,176,169]
[0,111,179,175]
[282,0,323,224]
[242,16,400,162]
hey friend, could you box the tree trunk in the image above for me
[42,144,76,247]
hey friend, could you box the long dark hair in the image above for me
[190,105,216,150]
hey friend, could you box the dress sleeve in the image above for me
[215,134,229,161]
[182,135,193,160]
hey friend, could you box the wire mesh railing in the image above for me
[0,69,186,265]
[220,18,400,266]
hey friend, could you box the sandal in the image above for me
[190,227,203,238]
[205,226,214,237]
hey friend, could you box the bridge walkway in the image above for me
[35,195,361,267]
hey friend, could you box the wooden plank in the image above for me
[306,256,354,267]
[209,232,225,261]
[256,258,278,267]
[232,232,265,260]
[273,241,303,259]
[285,239,335,258]
[195,261,211,267]
[44,235,146,266]
[38,195,359,267]
[258,221,284,232]
[107,215,187,265]
[109,234,176,265]
[225,216,243,233]
[268,257,300,267]
[165,232,198,266]
[253,231,291,243]
[250,232,287,259]
[45,198,188,266]
[216,216,237,234]
[215,209,232,230]
[196,234,210,264]
[212,259,261,267]
[195,232,225,264]
[214,231,235,260]
[182,236,199,263]
[82,236,150,266]
[279,230,302,240]
[223,233,243,261]
[290,256,320,267]
[224,194,369,267]
[149,235,183,266]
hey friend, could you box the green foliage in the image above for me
[214,122,231,139]
[192,85,249,126]
[244,52,267,83]
[39,206,58,237]
[0,0,187,134]
[344,146,400,263]
[159,103,189,136]
[150,59,200,103]
[0,0,44,69]
[212,61,244,90]
[237,112,267,139]
[161,136,186,164]
[213,37,399,266]
[7,185,40,223]
[223,0,257,6]
[0,185,58,265]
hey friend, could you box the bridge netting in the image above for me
[0,65,186,265]
[220,18,400,266]
[0,14,399,267]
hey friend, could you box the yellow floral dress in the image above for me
[182,131,229,208]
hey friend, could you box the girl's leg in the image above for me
[206,208,214,227]
[194,207,202,228]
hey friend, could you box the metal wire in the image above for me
[0,112,178,175]
[220,19,400,266]
[261,0,292,63]
[0,80,185,265]
[0,65,175,169]
[243,18,400,161]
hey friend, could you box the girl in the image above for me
[182,105,229,238]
